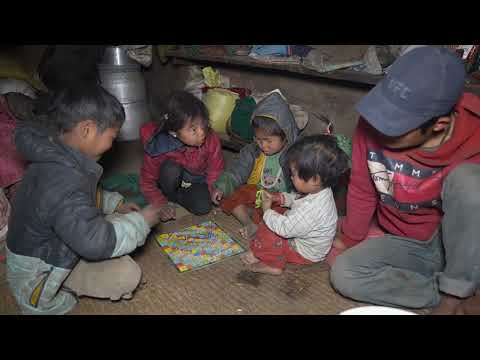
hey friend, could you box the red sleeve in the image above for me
[139,122,168,206]
[341,119,379,248]
[205,131,225,194]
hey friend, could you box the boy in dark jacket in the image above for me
[6,84,163,315]
[329,46,480,314]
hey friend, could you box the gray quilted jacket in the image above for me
[214,92,299,196]
[6,124,150,315]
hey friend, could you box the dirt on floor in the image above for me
[0,210,367,315]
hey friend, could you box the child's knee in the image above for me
[66,255,142,300]
[118,256,142,293]
[158,161,184,200]
[443,163,480,209]
[104,256,142,300]
[232,204,248,214]
[159,160,182,183]
[189,200,212,216]
[159,159,182,174]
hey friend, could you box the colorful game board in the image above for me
[156,221,245,272]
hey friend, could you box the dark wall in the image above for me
[39,45,106,93]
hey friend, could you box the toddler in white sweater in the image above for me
[241,134,349,275]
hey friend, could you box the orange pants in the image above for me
[251,221,313,269]
[220,184,284,224]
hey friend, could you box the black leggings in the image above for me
[157,160,212,216]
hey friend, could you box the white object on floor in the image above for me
[339,306,417,315]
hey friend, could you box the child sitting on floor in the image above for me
[6,84,163,315]
[211,92,299,239]
[140,91,225,220]
[241,134,349,275]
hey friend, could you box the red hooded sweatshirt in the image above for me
[342,92,480,247]
[140,122,225,206]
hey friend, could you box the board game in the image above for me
[156,221,245,272]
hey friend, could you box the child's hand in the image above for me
[211,188,224,205]
[158,204,176,222]
[139,204,164,227]
[332,219,347,250]
[271,192,283,206]
[262,191,273,212]
[116,202,141,214]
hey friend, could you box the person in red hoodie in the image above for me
[140,91,224,221]
[329,46,480,314]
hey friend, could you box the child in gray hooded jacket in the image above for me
[211,92,299,239]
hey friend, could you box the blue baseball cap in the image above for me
[356,46,466,137]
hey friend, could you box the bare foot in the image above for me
[239,223,258,240]
[240,251,260,265]
[247,261,283,276]
[429,294,463,315]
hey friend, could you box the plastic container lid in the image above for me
[339,306,417,315]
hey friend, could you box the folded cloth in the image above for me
[250,45,291,57]
[225,45,252,56]
[249,52,302,65]
[303,45,368,73]
[291,45,314,58]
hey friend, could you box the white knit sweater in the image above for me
[263,188,338,262]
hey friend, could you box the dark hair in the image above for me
[252,116,286,140]
[155,91,209,132]
[287,134,349,188]
[33,82,125,133]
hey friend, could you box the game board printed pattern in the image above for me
[156,221,245,272]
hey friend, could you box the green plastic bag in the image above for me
[229,96,256,142]
[333,133,352,168]
[100,173,148,207]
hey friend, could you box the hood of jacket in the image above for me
[408,92,480,167]
[144,127,185,157]
[14,124,102,178]
[251,92,299,146]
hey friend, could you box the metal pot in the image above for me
[98,69,147,104]
[100,46,137,66]
[119,101,151,141]
[97,47,149,141]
